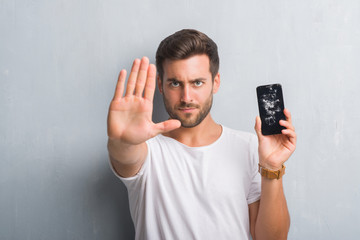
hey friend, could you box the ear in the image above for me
[212,73,220,94]
[157,75,163,94]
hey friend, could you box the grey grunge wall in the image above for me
[1,0,359,239]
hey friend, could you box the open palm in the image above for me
[107,57,180,145]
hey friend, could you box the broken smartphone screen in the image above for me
[256,84,286,135]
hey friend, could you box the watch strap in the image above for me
[258,164,286,179]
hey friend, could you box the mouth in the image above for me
[178,107,197,113]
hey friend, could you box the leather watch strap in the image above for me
[258,164,286,179]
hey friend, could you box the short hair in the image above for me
[155,29,219,81]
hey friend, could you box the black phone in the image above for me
[256,84,286,135]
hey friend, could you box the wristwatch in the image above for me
[258,164,285,179]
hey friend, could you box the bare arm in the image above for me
[250,109,296,240]
[107,139,147,178]
[249,179,290,240]
[107,57,180,177]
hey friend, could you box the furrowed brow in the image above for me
[191,78,207,82]
[166,77,208,83]
[166,78,180,82]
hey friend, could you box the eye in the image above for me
[194,81,203,87]
[171,81,180,87]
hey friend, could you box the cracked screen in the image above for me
[256,84,286,135]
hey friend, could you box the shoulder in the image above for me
[215,126,258,157]
[146,134,184,156]
[221,125,257,145]
[147,134,175,147]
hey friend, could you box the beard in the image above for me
[162,92,213,128]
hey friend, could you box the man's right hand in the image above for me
[107,57,181,146]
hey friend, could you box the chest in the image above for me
[149,146,252,204]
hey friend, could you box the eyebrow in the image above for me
[166,77,207,82]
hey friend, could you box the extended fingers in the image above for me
[125,58,141,97]
[144,64,156,101]
[124,57,154,99]
[113,69,127,101]
[153,119,181,135]
[134,57,150,97]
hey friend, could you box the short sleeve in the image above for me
[246,134,261,204]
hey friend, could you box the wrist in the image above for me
[258,159,284,171]
[258,163,286,180]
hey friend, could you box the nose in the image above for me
[181,84,192,103]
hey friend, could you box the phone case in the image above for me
[256,84,286,135]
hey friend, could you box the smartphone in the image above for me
[256,84,286,135]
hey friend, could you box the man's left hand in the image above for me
[254,108,297,171]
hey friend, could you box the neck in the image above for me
[163,114,222,147]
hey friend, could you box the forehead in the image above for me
[163,54,211,80]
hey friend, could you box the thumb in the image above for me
[254,116,263,140]
[153,119,181,135]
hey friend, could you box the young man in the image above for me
[107,29,296,240]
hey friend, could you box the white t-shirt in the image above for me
[111,126,261,240]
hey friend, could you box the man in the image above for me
[107,29,296,240]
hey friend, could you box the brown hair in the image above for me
[155,29,219,81]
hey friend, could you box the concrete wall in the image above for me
[1,0,359,239]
